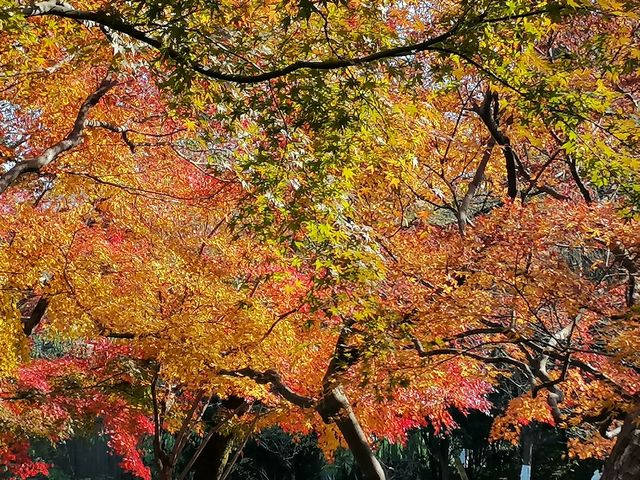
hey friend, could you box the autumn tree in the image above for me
[0,1,639,480]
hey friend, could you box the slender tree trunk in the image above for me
[519,426,533,480]
[316,386,386,480]
[424,429,450,480]
[601,405,640,480]
[439,437,450,480]
[601,247,640,480]
[157,464,173,480]
[452,450,470,480]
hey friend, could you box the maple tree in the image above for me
[0,0,639,479]
[0,339,153,479]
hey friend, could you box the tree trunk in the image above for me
[453,450,470,480]
[519,426,533,480]
[157,464,173,480]
[438,436,450,480]
[192,431,234,480]
[423,428,450,480]
[316,386,386,480]
[192,396,248,480]
[601,405,640,480]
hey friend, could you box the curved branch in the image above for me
[522,338,632,397]
[21,3,563,85]
[219,368,315,408]
[567,156,593,203]
[472,89,569,201]
[409,335,535,380]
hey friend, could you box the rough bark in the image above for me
[601,405,640,480]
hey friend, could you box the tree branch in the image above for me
[567,156,593,203]
[473,89,569,201]
[409,335,534,380]
[21,3,562,85]
[0,76,116,195]
[85,120,136,152]
[151,370,172,476]
[170,391,205,465]
[609,243,639,307]
[472,90,518,199]
[20,296,49,335]
[322,318,362,391]
[219,368,315,408]
[458,136,496,236]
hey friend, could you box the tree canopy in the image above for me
[0,1,639,479]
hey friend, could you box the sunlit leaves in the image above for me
[0,294,27,378]
[0,0,639,475]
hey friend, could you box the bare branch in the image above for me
[409,335,534,380]
[567,156,593,203]
[473,89,569,201]
[170,391,205,464]
[85,120,136,152]
[151,370,172,475]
